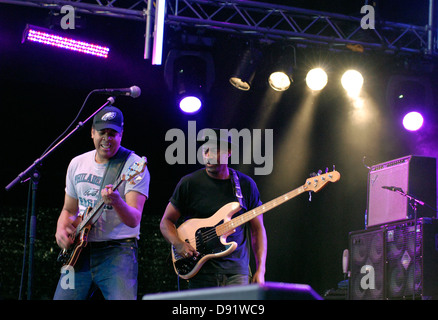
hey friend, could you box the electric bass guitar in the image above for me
[57,157,147,268]
[171,169,341,279]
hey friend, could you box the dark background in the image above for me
[0,1,437,300]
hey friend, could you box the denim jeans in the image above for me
[53,239,138,300]
[188,273,250,289]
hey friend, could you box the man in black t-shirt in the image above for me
[160,128,267,289]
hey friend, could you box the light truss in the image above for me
[0,0,147,20]
[166,0,435,55]
[0,0,436,55]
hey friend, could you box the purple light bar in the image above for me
[24,26,109,58]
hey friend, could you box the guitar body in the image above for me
[172,202,242,279]
[57,208,92,267]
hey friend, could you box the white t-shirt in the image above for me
[65,150,150,241]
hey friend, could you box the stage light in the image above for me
[22,25,109,58]
[175,56,204,113]
[229,47,262,91]
[306,68,328,91]
[269,71,292,91]
[179,96,202,113]
[341,70,364,97]
[268,49,295,92]
[164,50,215,113]
[402,111,424,131]
[386,75,433,132]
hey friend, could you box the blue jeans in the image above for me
[53,239,138,300]
[188,273,249,289]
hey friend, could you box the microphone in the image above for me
[96,86,141,98]
[382,186,403,192]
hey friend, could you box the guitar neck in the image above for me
[77,177,124,233]
[216,185,307,236]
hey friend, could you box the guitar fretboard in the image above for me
[216,185,307,236]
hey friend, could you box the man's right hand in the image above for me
[55,213,77,249]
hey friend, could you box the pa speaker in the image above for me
[367,155,436,227]
[142,282,322,300]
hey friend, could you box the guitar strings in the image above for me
[176,180,333,261]
[178,187,308,257]
[181,199,282,249]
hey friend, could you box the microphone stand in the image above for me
[5,96,115,299]
[391,188,424,300]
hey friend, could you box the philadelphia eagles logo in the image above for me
[101,111,117,121]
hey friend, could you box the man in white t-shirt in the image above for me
[53,106,150,300]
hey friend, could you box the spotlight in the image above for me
[402,111,424,131]
[306,68,328,91]
[268,71,292,91]
[164,50,215,113]
[22,24,109,58]
[229,47,262,91]
[175,55,205,113]
[179,96,202,114]
[386,75,433,132]
[268,47,295,92]
[341,70,364,98]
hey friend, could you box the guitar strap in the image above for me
[89,146,133,225]
[229,168,247,211]
[229,168,253,278]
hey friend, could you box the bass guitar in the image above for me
[57,157,147,268]
[172,169,340,279]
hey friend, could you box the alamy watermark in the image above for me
[60,265,75,290]
[360,265,375,290]
[165,121,273,175]
[60,5,76,30]
[360,5,375,30]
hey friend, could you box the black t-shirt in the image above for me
[170,168,262,275]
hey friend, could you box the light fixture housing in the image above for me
[268,47,295,91]
[229,47,262,91]
[22,24,109,58]
[268,71,292,91]
[164,50,215,113]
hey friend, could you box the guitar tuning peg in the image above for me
[317,170,322,176]
[309,172,317,177]
[325,167,329,173]
[333,164,336,171]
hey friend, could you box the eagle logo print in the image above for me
[101,111,116,121]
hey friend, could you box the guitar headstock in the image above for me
[122,156,148,185]
[304,169,340,193]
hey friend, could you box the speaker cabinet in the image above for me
[385,219,438,299]
[349,218,438,300]
[367,155,436,227]
[349,228,385,300]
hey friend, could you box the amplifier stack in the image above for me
[349,155,437,300]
